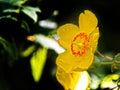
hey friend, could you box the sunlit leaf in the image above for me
[21,6,41,23]
[30,47,47,82]
[3,8,20,13]
[21,45,36,57]
[11,0,27,6]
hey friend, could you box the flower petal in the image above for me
[56,67,72,90]
[79,10,98,34]
[56,49,93,73]
[56,67,89,90]
[57,24,79,49]
[74,71,90,90]
[89,27,99,53]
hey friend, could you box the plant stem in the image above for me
[96,50,104,58]
[96,50,113,61]
[100,61,113,65]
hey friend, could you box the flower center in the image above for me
[71,32,90,56]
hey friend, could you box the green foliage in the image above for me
[11,0,27,6]
[111,53,120,72]
[3,8,20,13]
[0,0,55,85]
[1,0,41,23]
[21,6,41,23]
[114,53,120,61]
[30,47,47,82]
[0,37,18,61]
[21,45,36,57]
[21,20,30,32]
[0,0,11,4]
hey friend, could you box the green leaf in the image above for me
[3,8,20,13]
[114,53,120,61]
[30,48,47,82]
[0,37,18,61]
[21,20,30,32]
[11,0,27,6]
[110,53,120,72]
[21,45,36,57]
[0,15,17,21]
[21,6,41,23]
[90,55,104,69]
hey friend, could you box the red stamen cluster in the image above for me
[71,33,90,56]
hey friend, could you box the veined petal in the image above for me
[57,24,79,49]
[74,48,94,71]
[56,67,72,90]
[79,10,98,34]
[56,49,93,73]
[89,27,99,53]
[56,67,90,90]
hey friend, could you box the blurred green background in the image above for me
[0,0,120,90]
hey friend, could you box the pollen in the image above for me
[71,33,90,56]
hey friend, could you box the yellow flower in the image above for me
[56,67,90,90]
[56,10,99,73]
[101,74,119,89]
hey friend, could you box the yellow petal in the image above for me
[74,71,90,90]
[89,27,99,53]
[56,49,93,73]
[56,68,90,90]
[57,24,79,49]
[56,67,73,90]
[79,10,98,34]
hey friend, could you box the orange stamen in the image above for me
[71,33,90,56]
